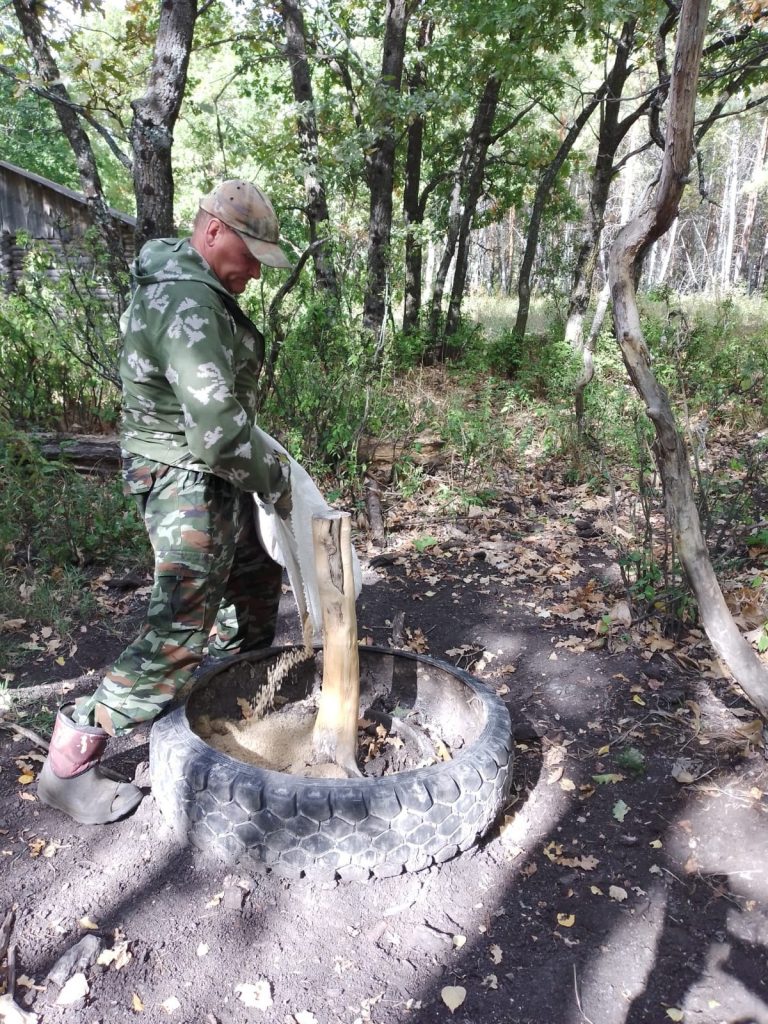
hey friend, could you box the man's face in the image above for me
[205,220,262,294]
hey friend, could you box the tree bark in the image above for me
[362,0,412,339]
[733,116,768,285]
[130,0,197,249]
[311,512,362,776]
[402,18,433,336]
[443,77,502,341]
[11,0,127,283]
[564,20,639,354]
[281,0,339,298]
[512,81,610,345]
[609,0,768,714]
[428,74,500,346]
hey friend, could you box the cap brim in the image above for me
[239,232,292,269]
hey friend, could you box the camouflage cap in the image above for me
[199,179,291,268]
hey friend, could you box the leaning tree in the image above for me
[609,0,768,713]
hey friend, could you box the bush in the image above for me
[0,421,148,572]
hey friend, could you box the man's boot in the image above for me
[37,705,143,824]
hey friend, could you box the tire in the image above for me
[149,645,513,881]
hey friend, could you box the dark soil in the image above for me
[2,491,768,1024]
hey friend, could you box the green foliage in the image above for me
[616,746,646,775]
[0,236,123,429]
[259,301,401,477]
[487,328,581,403]
[0,421,149,572]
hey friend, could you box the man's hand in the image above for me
[273,484,292,521]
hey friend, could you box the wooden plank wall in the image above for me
[0,162,135,293]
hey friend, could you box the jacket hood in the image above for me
[131,237,232,301]
[128,237,263,339]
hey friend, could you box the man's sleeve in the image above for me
[160,293,286,499]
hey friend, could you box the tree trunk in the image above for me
[443,77,501,341]
[130,0,197,249]
[564,20,638,353]
[512,82,609,344]
[281,0,339,298]
[362,0,412,339]
[311,512,362,776]
[733,117,768,284]
[11,0,127,283]
[609,0,768,714]
[428,74,499,345]
[402,18,433,336]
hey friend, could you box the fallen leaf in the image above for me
[15,976,44,993]
[0,993,39,1022]
[79,916,99,930]
[609,885,628,902]
[27,838,45,858]
[482,974,498,989]
[556,913,575,928]
[236,980,272,1010]
[650,839,662,849]
[592,773,625,785]
[666,1010,684,1022]
[612,799,630,822]
[441,987,466,1014]
[196,943,209,957]
[452,934,466,949]
[161,997,181,1014]
[97,941,132,970]
[294,1013,319,1024]
[205,892,223,908]
[489,944,502,964]
[56,973,89,1006]
[590,886,603,895]
[16,774,34,785]
[132,993,144,1012]
[559,777,576,792]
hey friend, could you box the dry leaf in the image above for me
[559,777,576,792]
[609,886,628,902]
[482,974,498,989]
[15,976,44,993]
[441,986,466,1014]
[79,916,99,930]
[489,944,502,964]
[132,993,144,1012]
[196,943,209,957]
[452,934,466,949]
[97,941,132,970]
[235,980,272,1010]
[666,1010,684,1022]
[55,973,89,1006]
[556,913,575,928]
[0,993,39,1023]
[294,1013,319,1024]
[16,774,34,786]
[161,997,181,1014]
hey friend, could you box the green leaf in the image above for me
[612,799,630,822]
[413,535,438,553]
[592,773,625,785]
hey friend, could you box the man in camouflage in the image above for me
[38,180,293,825]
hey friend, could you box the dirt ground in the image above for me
[2,483,768,1024]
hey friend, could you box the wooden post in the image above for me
[311,511,362,776]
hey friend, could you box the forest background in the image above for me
[0,0,767,709]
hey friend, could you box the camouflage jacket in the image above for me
[119,238,287,501]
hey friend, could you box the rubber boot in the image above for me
[37,705,143,825]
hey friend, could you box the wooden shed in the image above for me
[0,160,135,291]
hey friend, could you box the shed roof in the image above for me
[0,159,136,235]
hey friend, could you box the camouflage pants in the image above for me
[75,457,283,736]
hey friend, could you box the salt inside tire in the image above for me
[150,645,513,881]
